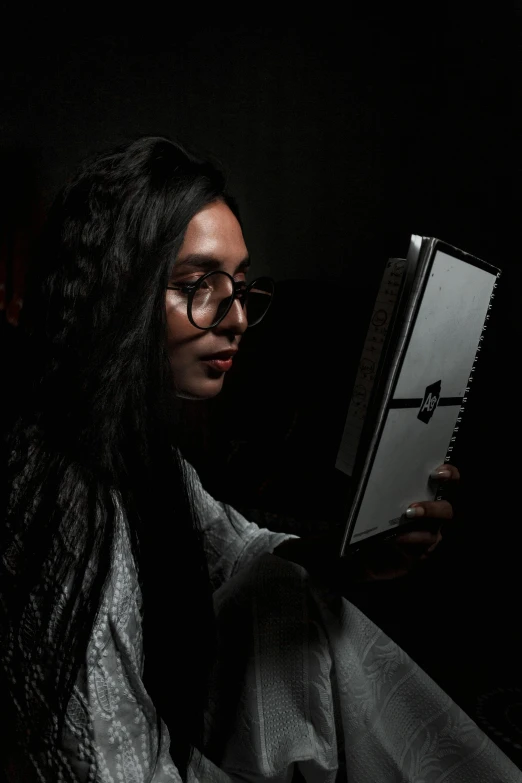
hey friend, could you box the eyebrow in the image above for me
[174,254,251,274]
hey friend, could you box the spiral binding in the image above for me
[435,273,501,501]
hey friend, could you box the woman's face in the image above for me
[166,200,249,400]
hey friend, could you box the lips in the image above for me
[200,350,238,361]
[200,348,238,373]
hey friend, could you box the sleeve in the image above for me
[76,502,183,782]
[182,459,299,592]
[74,497,242,783]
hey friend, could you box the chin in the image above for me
[174,377,225,401]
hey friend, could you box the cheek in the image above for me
[166,305,191,346]
[165,308,227,400]
[166,305,203,368]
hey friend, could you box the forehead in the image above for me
[178,201,247,260]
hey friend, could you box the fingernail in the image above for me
[430,468,451,479]
[406,506,425,518]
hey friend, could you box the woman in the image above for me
[0,136,519,782]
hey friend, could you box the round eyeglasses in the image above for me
[166,270,275,331]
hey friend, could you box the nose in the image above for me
[214,296,248,337]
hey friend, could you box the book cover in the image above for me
[337,235,501,556]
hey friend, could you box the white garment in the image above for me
[1,462,520,782]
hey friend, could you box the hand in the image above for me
[361,463,461,581]
[273,463,460,587]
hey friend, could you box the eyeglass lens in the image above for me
[190,272,273,329]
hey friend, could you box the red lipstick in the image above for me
[200,349,237,373]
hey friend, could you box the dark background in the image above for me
[1,12,520,766]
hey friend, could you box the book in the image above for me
[337,235,501,556]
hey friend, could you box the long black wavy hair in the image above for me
[0,136,239,780]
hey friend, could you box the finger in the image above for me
[406,500,454,520]
[426,530,443,553]
[430,463,461,482]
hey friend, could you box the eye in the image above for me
[179,283,196,294]
[169,272,248,295]
[171,277,202,294]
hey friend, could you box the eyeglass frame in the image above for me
[166,269,275,331]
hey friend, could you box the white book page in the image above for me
[336,258,406,476]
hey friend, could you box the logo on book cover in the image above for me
[417,380,441,424]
